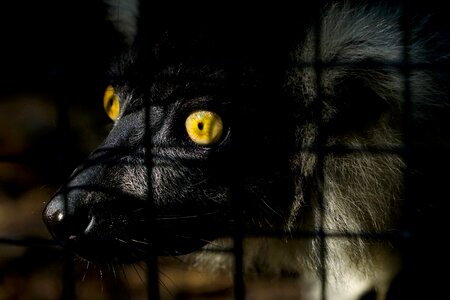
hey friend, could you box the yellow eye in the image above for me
[103,85,120,121]
[185,111,224,145]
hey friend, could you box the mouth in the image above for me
[49,211,227,263]
[43,188,230,263]
[58,233,209,263]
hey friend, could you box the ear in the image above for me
[105,0,139,45]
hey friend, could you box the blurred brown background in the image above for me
[0,1,247,299]
[0,1,145,299]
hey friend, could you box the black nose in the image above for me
[43,193,91,245]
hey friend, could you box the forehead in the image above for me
[149,65,229,103]
[118,59,255,106]
[115,63,236,118]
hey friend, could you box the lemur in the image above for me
[43,1,450,299]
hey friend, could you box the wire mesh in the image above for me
[1,1,450,299]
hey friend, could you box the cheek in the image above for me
[152,164,231,210]
[116,159,192,202]
[151,165,213,203]
[119,164,148,198]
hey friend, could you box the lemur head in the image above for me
[42,8,297,263]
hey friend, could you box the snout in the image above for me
[43,189,147,262]
[43,145,230,262]
[43,186,223,262]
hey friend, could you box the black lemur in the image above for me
[43,1,450,299]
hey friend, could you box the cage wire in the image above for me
[1,0,449,299]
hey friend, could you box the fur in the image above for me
[43,1,450,299]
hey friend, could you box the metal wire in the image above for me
[0,1,448,299]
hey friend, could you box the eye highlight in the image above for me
[103,85,120,121]
[185,111,223,146]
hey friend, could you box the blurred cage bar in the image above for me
[0,0,449,300]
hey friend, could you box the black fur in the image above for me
[44,1,450,298]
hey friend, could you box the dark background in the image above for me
[0,1,136,299]
[1,1,450,299]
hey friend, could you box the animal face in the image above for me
[43,61,295,262]
[43,1,450,298]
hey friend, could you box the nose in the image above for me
[43,193,91,245]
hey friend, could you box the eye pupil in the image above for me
[103,85,120,121]
[185,110,223,145]
[106,98,114,110]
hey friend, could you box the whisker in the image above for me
[119,263,128,280]
[198,238,229,249]
[132,263,145,285]
[115,237,128,244]
[155,211,219,221]
[160,251,188,265]
[110,262,117,281]
[158,271,175,299]
[130,239,149,245]
[115,237,149,255]
[173,234,229,251]
[82,261,90,282]
[261,199,283,218]
[131,246,148,255]
[155,215,199,221]
[135,261,149,274]
[189,177,208,187]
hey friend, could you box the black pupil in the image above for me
[198,122,204,130]
[107,96,114,110]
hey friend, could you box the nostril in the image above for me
[43,194,91,244]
